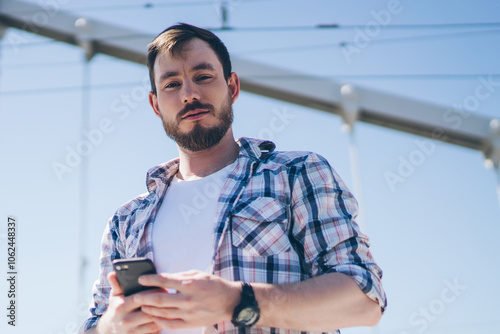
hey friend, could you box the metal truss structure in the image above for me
[1,0,499,167]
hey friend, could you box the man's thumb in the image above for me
[107,271,124,296]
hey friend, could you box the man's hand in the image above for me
[135,270,241,330]
[95,272,162,334]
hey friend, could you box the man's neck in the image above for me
[176,130,240,181]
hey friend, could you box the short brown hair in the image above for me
[147,23,232,95]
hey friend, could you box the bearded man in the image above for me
[80,23,386,334]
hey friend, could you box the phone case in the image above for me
[113,258,158,296]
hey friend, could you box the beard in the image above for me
[160,94,233,152]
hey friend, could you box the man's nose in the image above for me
[181,80,200,103]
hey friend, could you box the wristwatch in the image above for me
[231,282,260,328]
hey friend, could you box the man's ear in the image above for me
[228,72,240,103]
[149,92,161,118]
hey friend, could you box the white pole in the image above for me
[340,84,368,232]
[75,17,94,308]
[341,84,380,334]
[347,125,368,233]
[496,165,500,213]
[487,119,500,214]
[77,56,90,307]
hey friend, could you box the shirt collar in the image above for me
[237,137,276,161]
[145,137,276,193]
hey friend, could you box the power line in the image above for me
[3,25,498,55]
[3,3,499,31]
[2,73,500,96]
[229,28,500,55]
[1,14,499,53]
[339,27,500,47]
[68,1,212,12]
[0,39,61,48]
[70,0,269,12]
[0,60,88,69]
[210,22,500,32]
[317,74,500,80]
[2,1,212,14]
[2,0,269,14]
[0,81,147,96]
[240,74,500,80]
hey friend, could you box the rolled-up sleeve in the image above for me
[290,153,387,312]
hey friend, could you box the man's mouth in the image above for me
[182,109,210,120]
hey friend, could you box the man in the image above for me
[80,23,386,334]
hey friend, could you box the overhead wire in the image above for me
[226,26,500,55]
[338,27,500,47]
[2,0,270,14]
[3,24,499,56]
[1,1,211,14]
[0,60,84,69]
[0,81,149,96]
[2,73,500,97]
[210,22,500,32]
[2,3,500,95]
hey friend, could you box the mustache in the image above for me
[178,101,214,119]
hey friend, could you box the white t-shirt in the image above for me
[152,163,234,334]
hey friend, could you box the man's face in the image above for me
[149,38,239,152]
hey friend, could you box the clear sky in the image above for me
[1,1,500,333]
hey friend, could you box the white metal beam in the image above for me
[0,0,498,162]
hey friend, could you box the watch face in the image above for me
[237,306,259,324]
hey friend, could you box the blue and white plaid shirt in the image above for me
[80,137,386,334]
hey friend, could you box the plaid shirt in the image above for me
[80,137,386,334]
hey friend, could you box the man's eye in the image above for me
[165,82,180,89]
[197,75,212,81]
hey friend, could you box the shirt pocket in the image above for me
[231,197,291,257]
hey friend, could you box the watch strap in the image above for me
[241,282,256,303]
[231,282,260,328]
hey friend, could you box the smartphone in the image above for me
[112,258,158,296]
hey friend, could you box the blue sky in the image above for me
[1,1,500,333]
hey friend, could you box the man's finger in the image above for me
[141,305,182,319]
[134,321,162,334]
[108,272,154,314]
[139,274,187,291]
[174,270,201,277]
[108,271,124,296]
[152,317,188,330]
[122,309,161,330]
[134,289,187,308]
